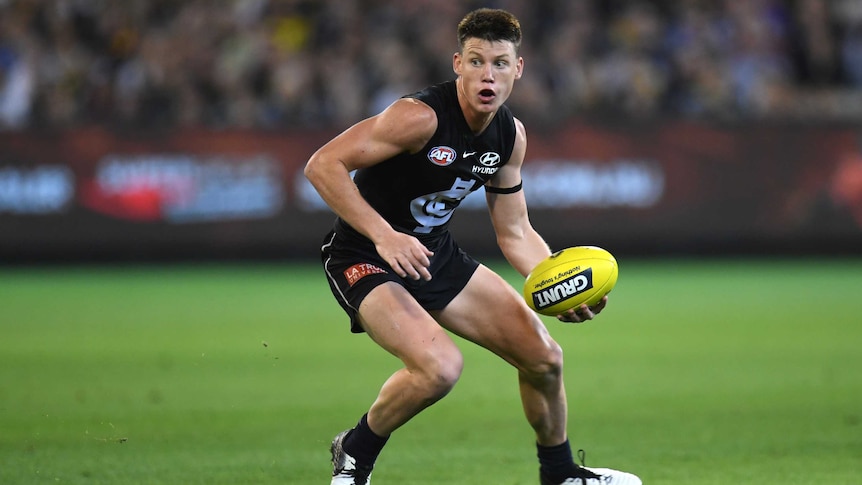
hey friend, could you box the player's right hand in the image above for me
[375,232,434,281]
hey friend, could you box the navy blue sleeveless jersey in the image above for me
[347,80,517,239]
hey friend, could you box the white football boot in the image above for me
[540,465,642,485]
[330,430,374,485]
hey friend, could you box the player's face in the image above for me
[453,38,523,116]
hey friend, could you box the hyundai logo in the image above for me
[479,152,501,167]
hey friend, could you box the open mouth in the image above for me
[478,89,496,102]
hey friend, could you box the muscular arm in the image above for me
[304,98,437,280]
[488,118,608,322]
[486,118,551,277]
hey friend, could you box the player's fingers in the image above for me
[578,303,596,319]
[406,256,431,281]
[389,260,408,278]
[387,253,428,281]
[558,306,583,323]
[412,248,432,268]
[400,258,423,280]
[417,265,432,281]
[557,313,578,323]
[591,295,609,313]
[556,296,608,323]
[410,246,433,281]
[572,304,595,322]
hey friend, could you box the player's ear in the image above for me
[453,52,462,76]
[515,56,524,80]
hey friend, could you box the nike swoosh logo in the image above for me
[463,151,476,158]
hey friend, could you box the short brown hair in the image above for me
[457,8,522,52]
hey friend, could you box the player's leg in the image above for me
[332,281,463,485]
[432,265,641,485]
[432,264,567,445]
[357,281,464,435]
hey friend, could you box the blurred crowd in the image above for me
[2,0,862,131]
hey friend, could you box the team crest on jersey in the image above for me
[344,263,387,286]
[427,146,457,166]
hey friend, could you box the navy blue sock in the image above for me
[537,440,575,479]
[342,414,389,465]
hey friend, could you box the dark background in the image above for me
[2,0,861,262]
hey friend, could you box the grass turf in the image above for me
[0,259,860,484]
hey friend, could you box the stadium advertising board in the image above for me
[1,123,860,261]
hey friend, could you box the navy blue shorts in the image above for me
[320,219,479,333]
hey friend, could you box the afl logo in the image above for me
[428,146,457,166]
[479,152,501,167]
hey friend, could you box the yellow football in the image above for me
[523,246,619,316]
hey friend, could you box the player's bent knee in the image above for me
[416,347,464,400]
[519,339,564,382]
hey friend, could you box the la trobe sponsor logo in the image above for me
[344,263,388,286]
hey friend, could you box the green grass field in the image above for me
[1,259,860,484]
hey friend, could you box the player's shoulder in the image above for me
[373,97,437,151]
[381,97,437,129]
[513,115,526,135]
[512,115,527,146]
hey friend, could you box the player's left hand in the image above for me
[557,295,608,323]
